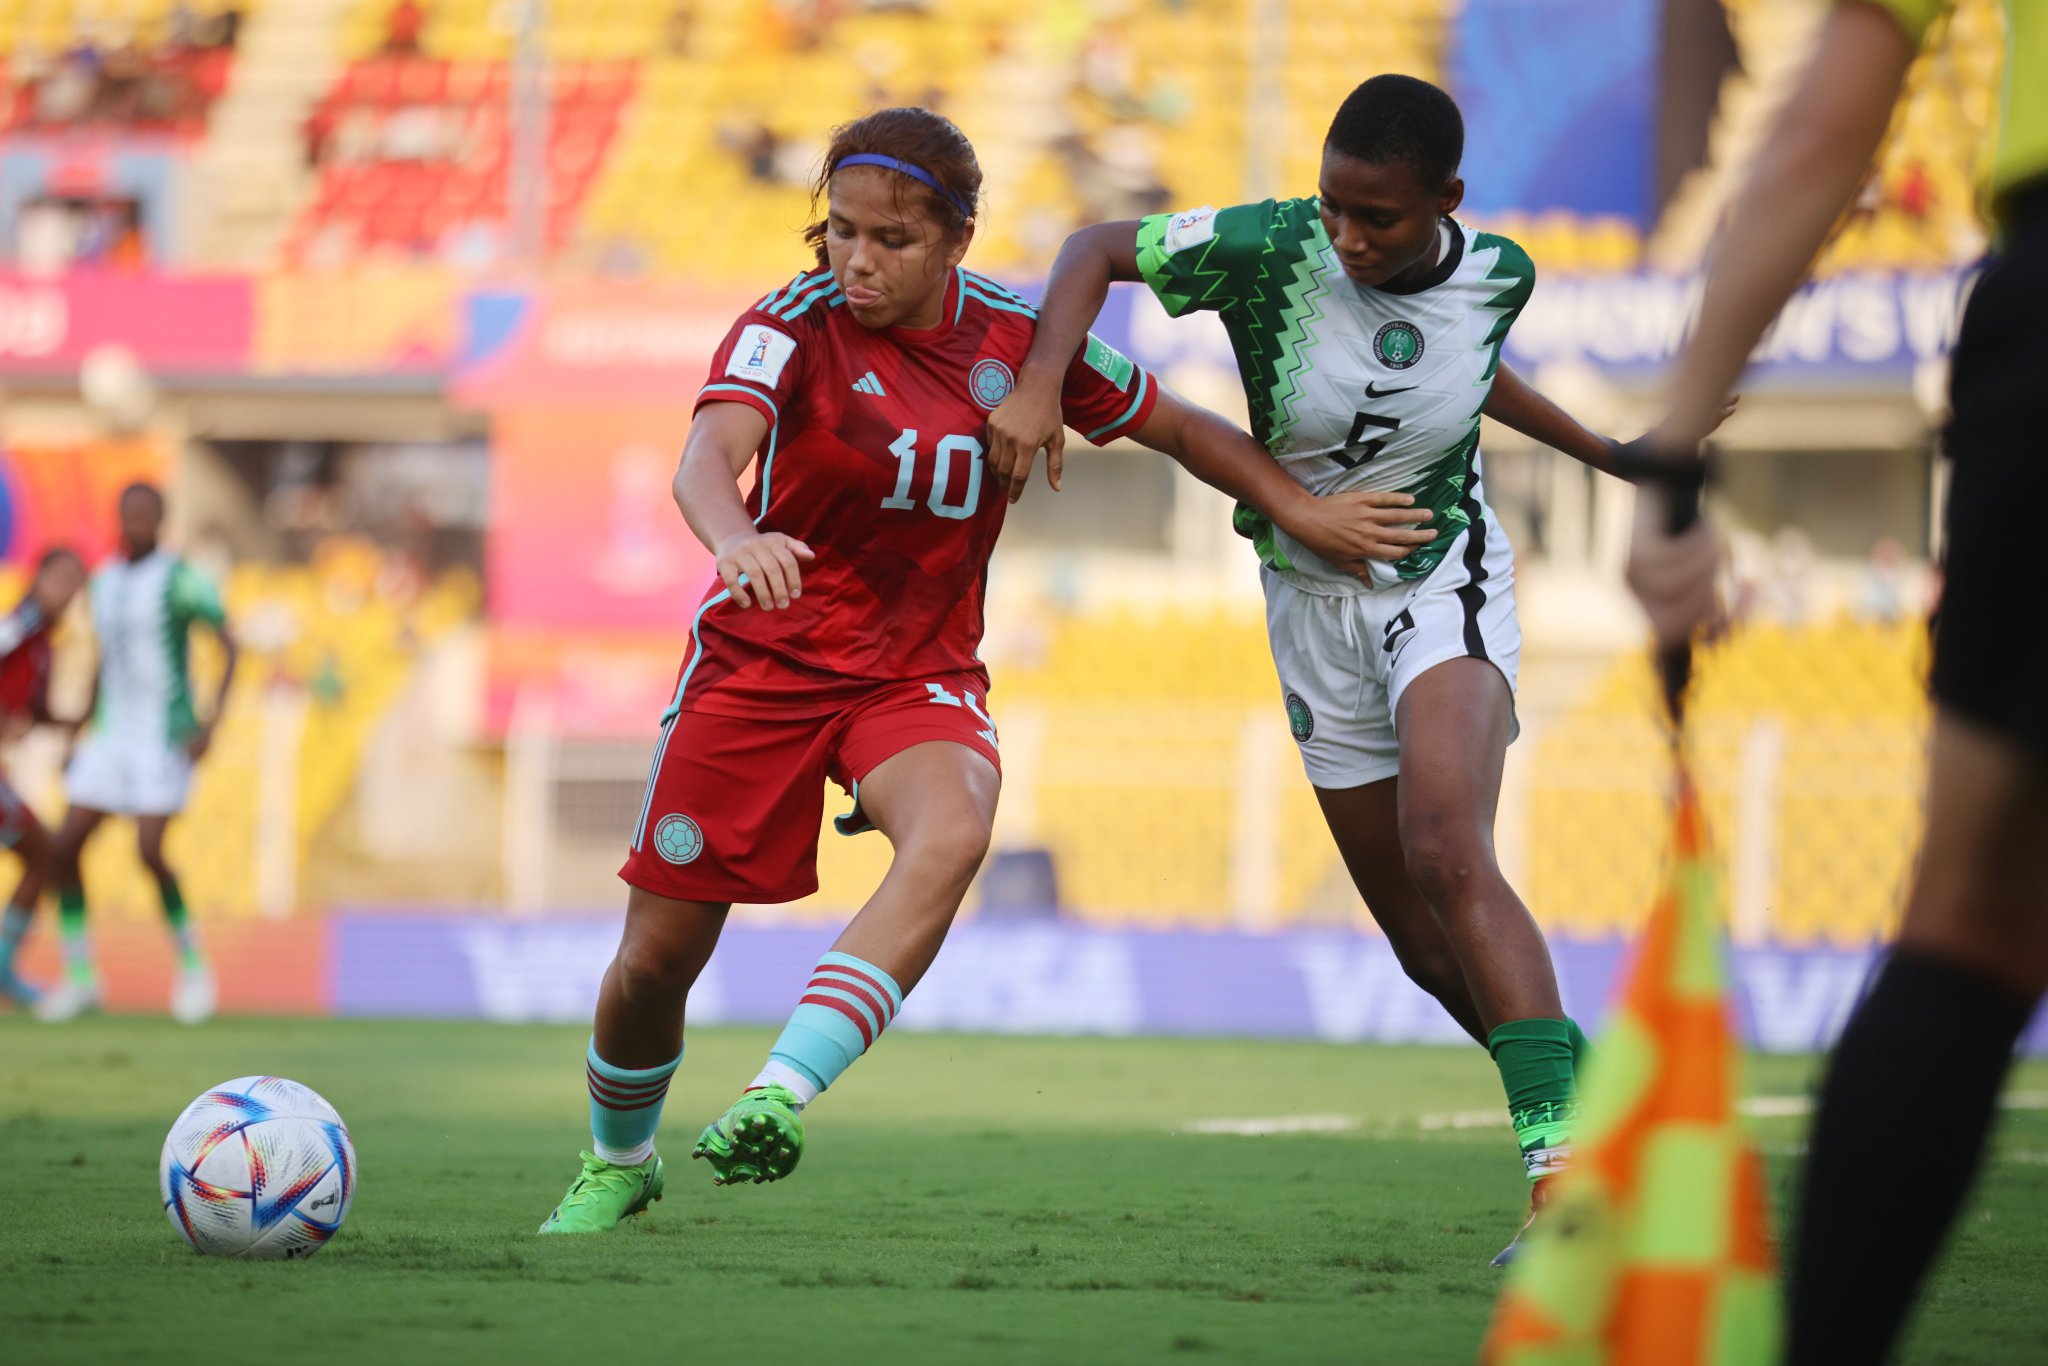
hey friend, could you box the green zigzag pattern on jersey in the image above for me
[1227,200,1328,450]
[1142,219,1243,319]
[1464,232,1537,420]
[1386,233,1535,582]
[1250,230,1331,450]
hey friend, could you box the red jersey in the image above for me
[676,266,1159,717]
[0,599,53,721]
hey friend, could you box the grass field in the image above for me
[4,1018,2047,1364]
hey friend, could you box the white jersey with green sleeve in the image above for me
[87,549,226,747]
[1135,199,1536,593]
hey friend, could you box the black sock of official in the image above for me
[1786,949,2035,1365]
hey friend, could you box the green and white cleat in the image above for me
[692,1085,805,1185]
[536,1151,664,1234]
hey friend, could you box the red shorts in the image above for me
[618,672,1001,904]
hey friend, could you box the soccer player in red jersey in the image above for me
[537,107,1439,1233]
[0,547,86,1008]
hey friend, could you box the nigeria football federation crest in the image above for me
[969,358,1015,410]
[653,813,704,865]
[1373,320,1424,370]
[1285,692,1315,742]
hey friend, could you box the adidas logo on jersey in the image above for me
[852,371,886,396]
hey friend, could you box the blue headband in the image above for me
[834,153,974,221]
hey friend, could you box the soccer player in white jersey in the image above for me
[38,483,239,1024]
[990,75,1650,1265]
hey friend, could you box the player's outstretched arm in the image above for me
[986,220,1145,502]
[1484,364,1621,475]
[673,401,813,612]
[1484,365,1739,478]
[1131,388,1436,574]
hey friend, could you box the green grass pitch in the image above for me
[4,1017,2047,1364]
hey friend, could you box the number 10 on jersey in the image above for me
[883,429,984,520]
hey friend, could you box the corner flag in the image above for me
[1481,767,1781,1365]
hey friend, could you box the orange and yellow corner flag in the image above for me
[1481,768,1782,1366]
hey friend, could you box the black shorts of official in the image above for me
[1931,179,2048,760]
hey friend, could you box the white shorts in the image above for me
[1264,519,1521,789]
[65,735,193,817]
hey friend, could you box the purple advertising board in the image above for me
[333,913,2048,1055]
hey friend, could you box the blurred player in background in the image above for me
[1618,2,2048,1359]
[37,483,239,1025]
[537,106,1433,1234]
[0,547,87,1007]
[990,74,1649,1266]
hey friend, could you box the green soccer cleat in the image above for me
[692,1085,805,1185]
[536,1151,664,1234]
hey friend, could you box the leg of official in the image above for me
[1394,656,1577,1231]
[1787,714,2048,1365]
[755,740,999,1104]
[1314,780,1487,1044]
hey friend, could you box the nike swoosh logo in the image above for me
[1364,382,1416,398]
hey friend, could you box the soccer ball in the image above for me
[159,1076,357,1260]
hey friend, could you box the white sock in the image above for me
[750,1059,820,1109]
[591,1137,655,1167]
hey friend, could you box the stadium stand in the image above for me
[1651,0,2003,274]
[0,0,245,135]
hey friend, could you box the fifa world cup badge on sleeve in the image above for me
[726,325,797,386]
[1162,206,1217,254]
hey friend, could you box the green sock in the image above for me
[1566,1016,1593,1074]
[160,879,203,971]
[58,887,94,985]
[1487,1017,1579,1183]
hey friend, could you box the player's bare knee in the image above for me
[1399,822,1491,909]
[614,934,699,1002]
[898,816,993,890]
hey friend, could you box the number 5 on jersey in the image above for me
[884,429,984,520]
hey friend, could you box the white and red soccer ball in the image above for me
[159,1076,356,1260]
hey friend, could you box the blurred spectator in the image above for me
[1892,159,1934,222]
[167,3,203,51]
[1056,126,1169,224]
[208,5,244,50]
[385,0,426,56]
[8,14,234,133]
[15,196,149,274]
[1760,526,1817,627]
[663,2,696,57]
[719,117,792,187]
[1857,537,1911,625]
[34,37,98,125]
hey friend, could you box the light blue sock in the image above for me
[585,1038,681,1167]
[759,951,904,1104]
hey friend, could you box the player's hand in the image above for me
[984,375,1066,503]
[187,721,215,762]
[1287,490,1438,577]
[715,530,815,611]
